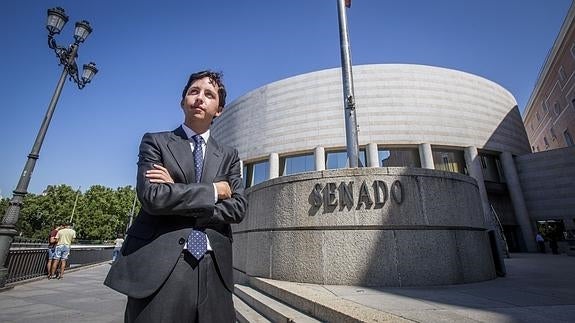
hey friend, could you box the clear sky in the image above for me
[0,0,571,196]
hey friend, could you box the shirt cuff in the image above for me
[212,183,218,203]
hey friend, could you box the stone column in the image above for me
[269,153,279,179]
[464,146,491,225]
[314,146,325,171]
[500,151,536,252]
[465,146,507,274]
[366,143,379,167]
[418,143,435,169]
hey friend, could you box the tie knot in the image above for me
[192,134,204,146]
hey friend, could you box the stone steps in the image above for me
[233,294,271,323]
[234,276,411,323]
[248,277,411,323]
[234,284,321,322]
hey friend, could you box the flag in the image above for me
[345,0,352,8]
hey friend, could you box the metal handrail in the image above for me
[490,204,510,258]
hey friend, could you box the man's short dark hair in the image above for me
[181,70,227,109]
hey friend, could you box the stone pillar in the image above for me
[464,146,491,225]
[465,146,507,274]
[314,146,325,171]
[366,143,379,167]
[269,153,279,179]
[500,151,536,252]
[418,143,435,169]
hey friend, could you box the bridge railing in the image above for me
[4,244,114,285]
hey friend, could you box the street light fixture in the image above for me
[0,7,98,287]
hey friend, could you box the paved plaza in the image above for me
[0,253,574,322]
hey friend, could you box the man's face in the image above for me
[181,77,221,124]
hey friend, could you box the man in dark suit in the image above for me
[105,70,247,322]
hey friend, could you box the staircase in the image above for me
[233,275,410,323]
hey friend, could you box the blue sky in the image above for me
[0,0,571,196]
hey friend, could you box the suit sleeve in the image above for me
[136,133,216,216]
[200,148,247,225]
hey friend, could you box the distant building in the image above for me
[524,2,575,152]
[520,1,575,244]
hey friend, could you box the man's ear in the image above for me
[180,99,185,109]
[214,106,223,117]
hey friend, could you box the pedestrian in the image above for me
[112,234,124,262]
[536,231,546,253]
[105,70,247,322]
[549,236,560,255]
[46,224,61,279]
[50,222,76,279]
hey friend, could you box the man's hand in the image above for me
[146,164,174,183]
[214,181,232,200]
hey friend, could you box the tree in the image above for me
[6,184,140,242]
[0,197,9,218]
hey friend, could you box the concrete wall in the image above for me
[212,64,530,161]
[232,168,496,287]
[516,146,575,233]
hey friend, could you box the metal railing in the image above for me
[4,244,113,285]
[490,204,510,258]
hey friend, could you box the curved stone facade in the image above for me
[216,64,536,286]
[212,64,530,161]
[233,168,496,286]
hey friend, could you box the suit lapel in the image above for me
[202,137,223,183]
[167,126,195,184]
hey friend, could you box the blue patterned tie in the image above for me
[188,134,207,260]
[192,134,204,183]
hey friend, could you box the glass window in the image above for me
[536,220,566,241]
[242,164,249,188]
[326,149,366,169]
[565,129,574,147]
[378,148,421,167]
[252,161,269,186]
[281,154,315,176]
[432,149,466,174]
[480,153,504,182]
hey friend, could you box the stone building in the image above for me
[524,2,575,153]
[521,1,575,245]
[212,63,544,259]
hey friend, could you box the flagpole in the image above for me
[337,0,359,168]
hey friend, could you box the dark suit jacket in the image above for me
[104,126,247,299]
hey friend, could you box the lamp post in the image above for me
[0,7,98,287]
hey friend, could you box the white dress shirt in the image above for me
[181,123,215,251]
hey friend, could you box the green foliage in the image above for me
[0,197,9,217]
[9,184,140,241]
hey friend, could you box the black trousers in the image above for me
[125,252,234,323]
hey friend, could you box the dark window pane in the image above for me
[378,148,421,167]
[283,154,314,175]
[253,161,269,185]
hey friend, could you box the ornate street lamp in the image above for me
[0,7,98,287]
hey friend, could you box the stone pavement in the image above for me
[0,253,574,322]
[0,263,125,323]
